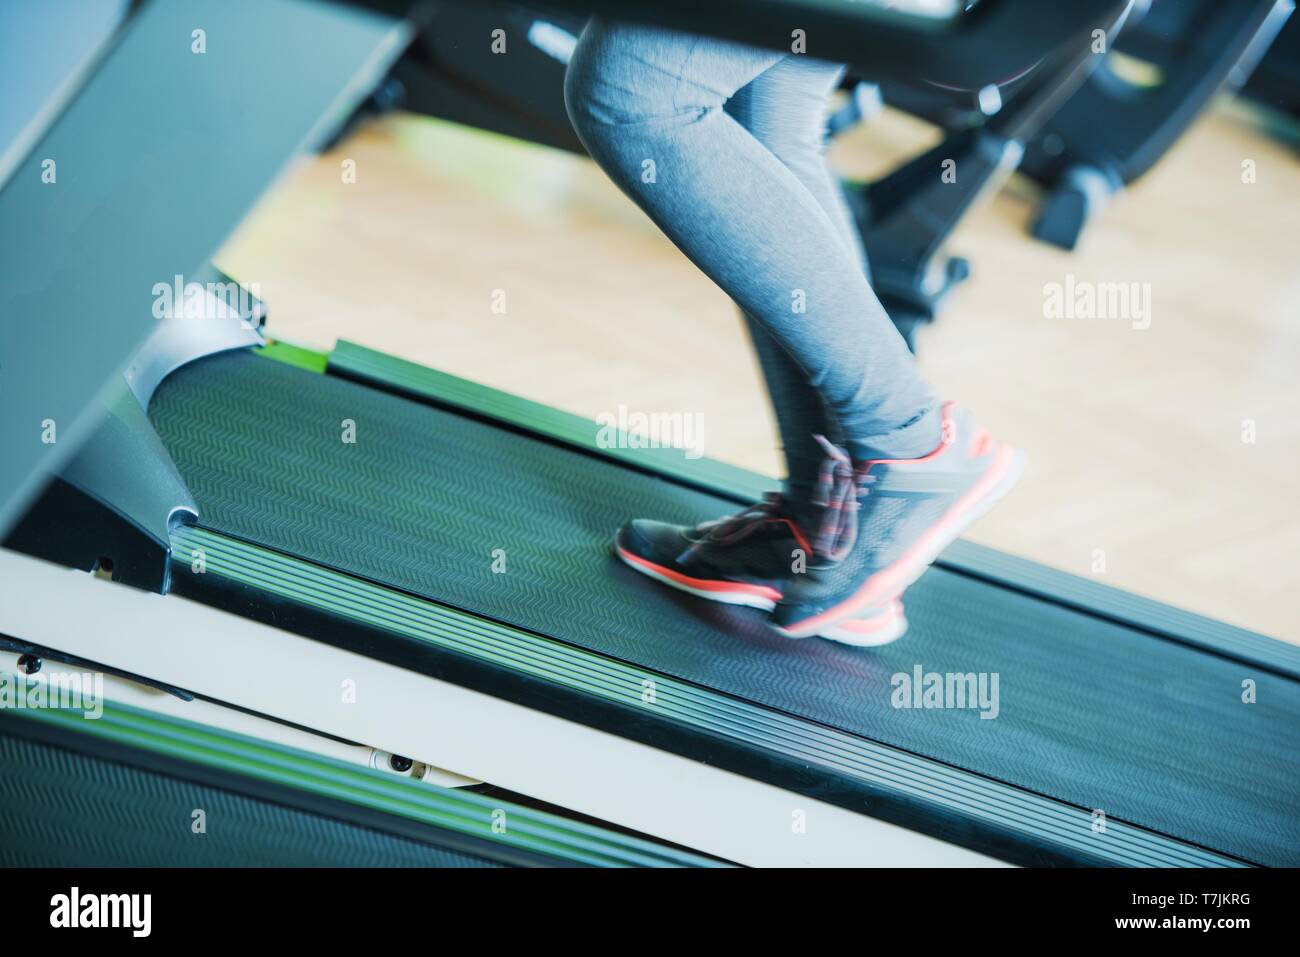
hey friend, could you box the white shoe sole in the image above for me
[774,444,1027,640]
[615,544,780,611]
[615,542,906,643]
[818,601,908,646]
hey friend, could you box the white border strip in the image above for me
[0,548,1002,867]
[0,651,479,790]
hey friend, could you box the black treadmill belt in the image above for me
[148,351,1300,865]
[0,733,497,868]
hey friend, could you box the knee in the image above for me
[563,25,683,143]
[563,44,655,162]
[562,41,602,141]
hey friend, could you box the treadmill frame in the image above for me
[0,546,997,867]
[132,340,1291,867]
[0,667,722,868]
[7,336,1288,866]
[5,0,1289,869]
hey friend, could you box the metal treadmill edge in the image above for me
[166,523,1247,868]
[0,690,723,868]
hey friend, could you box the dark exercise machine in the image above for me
[826,0,1295,257]
[342,1,1294,343]
[2,0,1298,867]
[1243,11,1300,120]
[1019,0,1294,249]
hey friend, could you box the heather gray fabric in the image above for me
[563,17,941,505]
[729,54,872,524]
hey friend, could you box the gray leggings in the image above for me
[564,18,940,514]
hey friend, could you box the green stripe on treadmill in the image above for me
[0,733,495,867]
[4,684,721,869]
[328,339,771,501]
[256,339,329,373]
[171,525,1249,868]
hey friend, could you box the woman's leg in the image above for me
[564,19,940,463]
[727,56,873,528]
[569,20,1022,642]
[725,56,867,273]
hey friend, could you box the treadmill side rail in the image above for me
[167,524,1252,868]
[0,0,412,536]
[125,278,267,407]
[0,688,724,868]
[3,376,193,592]
[5,286,269,592]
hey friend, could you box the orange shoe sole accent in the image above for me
[616,543,906,646]
[776,443,1025,638]
[615,544,784,610]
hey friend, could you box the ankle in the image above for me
[852,402,945,461]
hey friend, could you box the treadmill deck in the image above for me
[148,349,1300,865]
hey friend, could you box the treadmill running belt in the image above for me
[0,734,498,868]
[148,351,1300,865]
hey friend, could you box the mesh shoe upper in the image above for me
[774,403,1022,630]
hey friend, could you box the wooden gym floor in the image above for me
[216,97,1300,643]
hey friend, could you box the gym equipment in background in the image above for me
[1243,10,1300,120]
[335,1,1296,330]
[4,0,1299,868]
[1018,0,1294,250]
[330,1,1121,348]
[819,0,1295,254]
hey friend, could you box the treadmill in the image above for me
[2,0,1297,868]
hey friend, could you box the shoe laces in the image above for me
[812,434,876,562]
[677,492,786,564]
